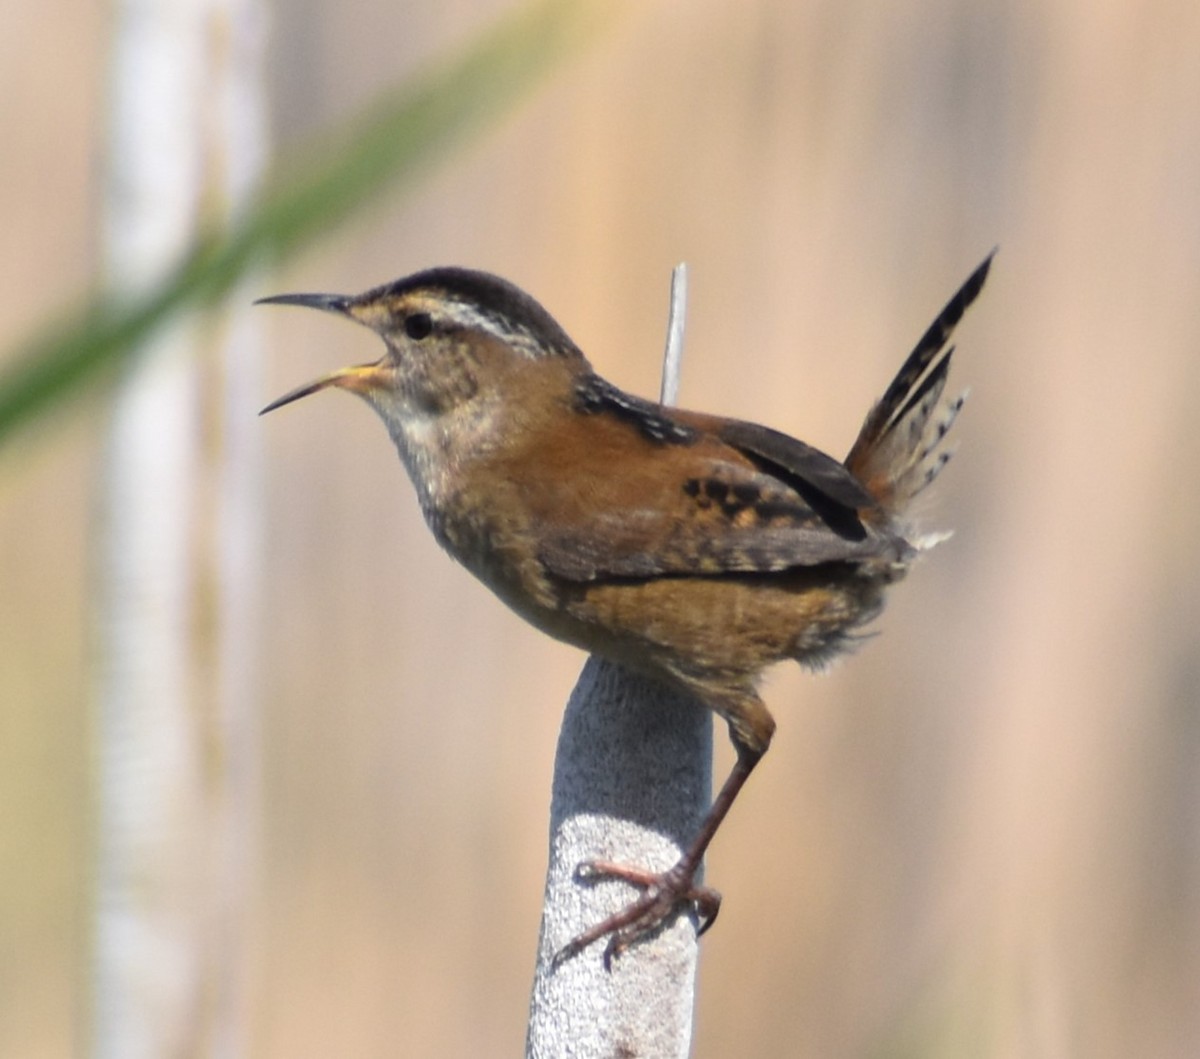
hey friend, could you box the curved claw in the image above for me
[553,857,722,970]
[694,888,721,937]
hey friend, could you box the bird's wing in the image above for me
[516,385,907,583]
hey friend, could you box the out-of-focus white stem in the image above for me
[93,0,266,1055]
[95,4,207,1054]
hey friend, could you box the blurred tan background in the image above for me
[3,0,1199,1056]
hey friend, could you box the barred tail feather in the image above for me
[845,252,993,515]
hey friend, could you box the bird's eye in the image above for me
[404,313,433,340]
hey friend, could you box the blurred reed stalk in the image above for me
[91,0,267,1054]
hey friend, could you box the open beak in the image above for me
[258,362,391,415]
[256,291,390,415]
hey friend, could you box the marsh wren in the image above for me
[259,254,992,961]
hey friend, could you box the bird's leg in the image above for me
[555,740,764,968]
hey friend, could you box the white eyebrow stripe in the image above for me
[430,294,573,360]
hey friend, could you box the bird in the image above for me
[258,252,993,962]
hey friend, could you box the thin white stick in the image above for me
[660,262,689,406]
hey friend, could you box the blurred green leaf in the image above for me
[0,0,612,447]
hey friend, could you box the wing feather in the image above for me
[522,402,906,584]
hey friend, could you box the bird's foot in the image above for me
[553,857,721,969]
